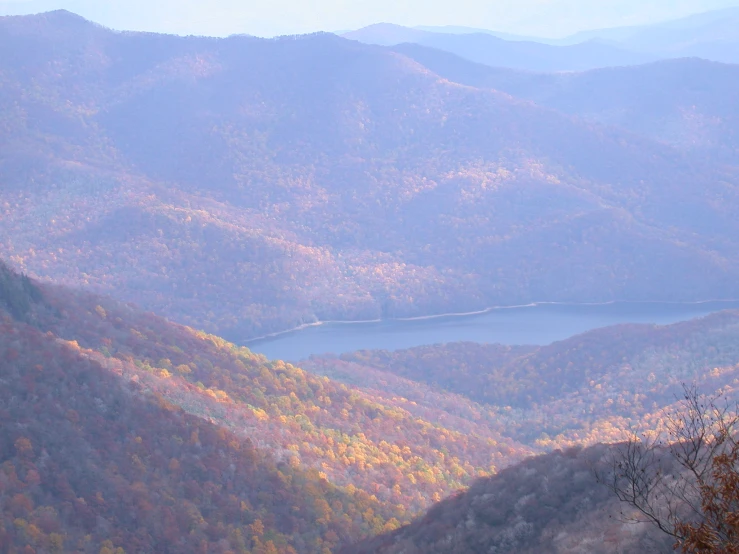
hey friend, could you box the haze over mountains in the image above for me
[3,10,739,343]
[567,6,739,59]
[345,6,739,67]
[342,24,655,72]
[2,0,738,37]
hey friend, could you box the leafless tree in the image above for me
[598,384,739,553]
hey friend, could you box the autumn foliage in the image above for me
[676,447,739,554]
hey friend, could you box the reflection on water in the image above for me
[247,301,739,362]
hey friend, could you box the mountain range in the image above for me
[2,11,739,343]
[566,5,739,60]
[342,24,654,72]
[2,9,739,552]
[346,6,739,67]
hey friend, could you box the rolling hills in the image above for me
[2,11,739,342]
[304,309,739,446]
[3,8,739,554]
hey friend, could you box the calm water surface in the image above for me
[248,301,739,362]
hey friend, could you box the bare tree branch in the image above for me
[597,383,739,553]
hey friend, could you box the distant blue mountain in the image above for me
[346,6,739,67]
[552,6,739,62]
[342,23,654,72]
[412,25,544,43]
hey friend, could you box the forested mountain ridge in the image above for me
[3,11,739,341]
[4,271,739,552]
[391,44,739,163]
[304,309,739,445]
[1,263,402,554]
[1,260,550,552]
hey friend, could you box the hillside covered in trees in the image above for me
[305,310,739,446]
[344,445,672,553]
[391,44,739,164]
[0,261,409,553]
[0,260,537,551]
[3,258,739,552]
[2,11,739,341]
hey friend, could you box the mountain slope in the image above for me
[305,309,739,446]
[342,23,653,71]
[3,11,739,342]
[392,44,739,162]
[0,265,397,554]
[342,445,672,554]
[0,258,546,529]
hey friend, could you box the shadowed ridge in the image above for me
[0,260,44,322]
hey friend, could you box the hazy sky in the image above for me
[1,0,738,37]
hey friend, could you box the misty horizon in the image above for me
[0,0,738,38]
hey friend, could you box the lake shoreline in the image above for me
[244,298,739,345]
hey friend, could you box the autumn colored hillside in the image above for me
[343,444,672,554]
[305,310,739,446]
[4,259,739,552]
[2,11,739,341]
[1,260,545,552]
[0,262,403,554]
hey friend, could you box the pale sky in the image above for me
[0,0,737,38]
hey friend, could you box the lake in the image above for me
[247,301,739,362]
